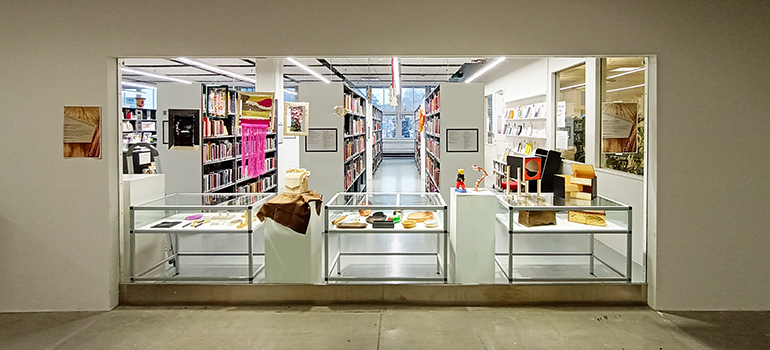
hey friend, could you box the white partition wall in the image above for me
[156,82,204,194]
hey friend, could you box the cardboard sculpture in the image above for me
[284,167,310,194]
[555,164,597,200]
[518,210,556,227]
[568,210,606,226]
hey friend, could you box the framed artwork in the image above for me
[206,85,228,119]
[168,109,200,150]
[63,106,101,158]
[284,102,309,136]
[239,92,274,121]
[445,128,479,153]
[305,128,338,152]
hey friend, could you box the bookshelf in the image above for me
[414,108,422,174]
[418,84,485,203]
[298,82,369,202]
[501,101,548,156]
[121,108,157,148]
[371,106,383,174]
[201,86,278,194]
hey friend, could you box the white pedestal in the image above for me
[449,188,497,283]
[264,211,322,283]
[122,174,166,281]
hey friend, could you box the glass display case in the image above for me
[324,192,448,283]
[129,193,274,282]
[495,193,632,283]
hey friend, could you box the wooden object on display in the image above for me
[568,210,607,226]
[533,149,562,193]
[507,154,542,181]
[554,163,597,200]
[518,210,556,227]
[407,211,433,223]
[336,222,367,229]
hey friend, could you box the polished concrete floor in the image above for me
[1,306,768,349]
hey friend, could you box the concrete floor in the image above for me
[1,306,768,349]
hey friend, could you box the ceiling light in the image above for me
[121,81,157,89]
[287,57,330,84]
[176,57,256,84]
[392,57,401,93]
[606,84,645,92]
[120,68,192,84]
[283,89,297,95]
[610,67,643,72]
[607,68,645,79]
[465,57,505,83]
[560,83,586,91]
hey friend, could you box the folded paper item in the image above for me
[568,210,606,226]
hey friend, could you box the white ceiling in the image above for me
[120,57,505,89]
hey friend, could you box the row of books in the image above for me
[344,156,365,190]
[344,136,365,160]
[344,93,365,115]
[426,90,440,114]
[426,138,440,161]
[501,122,547,138]
[122,109,155,120]
[202,141,234,164]
[236,173,277,193]
[345,116,365,135]
[425,117,440,135]
[202,117,230,138]
[203,169,234,192]
[426,156,439,190]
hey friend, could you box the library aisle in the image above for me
[369,158,422,193]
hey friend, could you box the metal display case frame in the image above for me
[495,193,632,283]
[324,192,449,283]
[129,192,274,282]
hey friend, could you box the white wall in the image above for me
[1,0,769,311]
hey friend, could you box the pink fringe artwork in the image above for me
[241,118,270,178]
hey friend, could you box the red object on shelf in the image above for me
[500,181,519,190]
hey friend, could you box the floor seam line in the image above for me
[376,311,383,350]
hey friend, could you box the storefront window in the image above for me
[600,57,646,175]
[555,64,586,162]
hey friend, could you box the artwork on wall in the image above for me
[601,102,638,153]
[239,92,274,178]
[284,102,309,136]
[206,86,228,119]
[63,106,101,158]
[168,109,200,150]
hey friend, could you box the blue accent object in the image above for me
[455,188,467,193]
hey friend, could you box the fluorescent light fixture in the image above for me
[465,57,505,83]
[121,81,156,89]
[120,67,192,84]
[560,83,586,91]
[283,89,297,95]
[176,57,256,84]
[392,57,400,93]
[286,57,330,84]
[606,83,645,92]
[610,67,643,72]
[607,67,645,79]
[121,90,145,96]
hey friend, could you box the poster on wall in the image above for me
[168,109,200,150]
[556,101,567,128]
[446,128,478,152]
[63,106,101,158]
[305,128,337,152]
[601,102,638,153]
[284,102,309,136]
[206,86,228,119]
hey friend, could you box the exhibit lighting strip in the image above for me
[560,83,586,91]
[176,57,256,84]
[606,83,645,92]
[607,67,645,79]
[392,57,400,93]
[283,89,297,95]
[120,68,192,84]
[121,81,157,89]
[465,57,505,83]
[287,57,330,84]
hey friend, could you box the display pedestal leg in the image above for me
[264,212,322,283]
[449,189,496,283]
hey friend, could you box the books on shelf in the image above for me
[344,136,365,160]
[203,169,234,192]
[505,102,546,119]
[202,116,229,138]
[203,140,234,164]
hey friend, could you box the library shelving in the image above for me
[371,106,383,174]
[201,85,278,194]
[501,101,548,156]
[414,108,422,174]
[121,107,157,148]
[417,84,485,203]
[343,86,367,192]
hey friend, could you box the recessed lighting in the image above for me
[120,68,192,84]
[465,57,505,83]
[287,57,330,84]
[121,81,157,89]
[606,83,645,92]
[176,57,255,84]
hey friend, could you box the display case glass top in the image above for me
[327,192,446,208]
[498,193,629,211]
[133,193,272,208]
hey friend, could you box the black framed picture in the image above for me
[168,109,200,149]
[305,128,338,152]
[445,128,479,153]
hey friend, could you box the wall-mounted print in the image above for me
[601,102,638,153]
[284,102,309,136]
[168,109,200,150]
[206,85,228,119]
[239,92,274,178]
[63,106,101,158]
